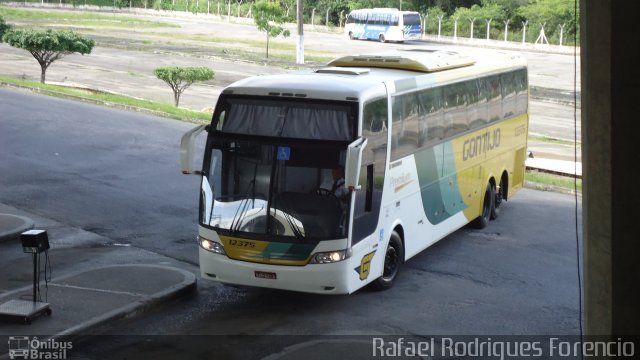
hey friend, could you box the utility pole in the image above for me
[296,0,304,64]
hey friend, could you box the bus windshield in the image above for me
[202,141,351,241]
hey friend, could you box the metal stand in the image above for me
[0,253,51,324]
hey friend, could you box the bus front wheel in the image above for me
[379,34,386,43]
[349,32,355,40]
[371,231,403,291]
[471,183,494,229]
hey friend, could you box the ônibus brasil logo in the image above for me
[8,336,72,359]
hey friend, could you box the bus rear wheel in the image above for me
[371,231,403,291]
[348,32,355,40]
[491,177,505,220]
[471,183,494,229]
[379,34,386,43]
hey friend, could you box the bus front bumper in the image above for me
[199,247,354,294]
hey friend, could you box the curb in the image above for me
[530,86,580,108]
[0,213,34,243]
[0,264,196,345]
[524,180,581,197]
[55,264,197,338]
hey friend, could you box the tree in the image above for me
[0,16,10,42]
[517,0,578,44]
[154,67,214,107]
[481,0,527,21]
[253,1,290,58]
[2,29,94,84]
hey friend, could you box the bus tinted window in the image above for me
[501,72,516,119]
[391,94,420,161]
[403,13,421,26]
[465,80,482,129]
[486,75,502,122]
[443,82,468,137]
[475,79,489,128]
[353,98,388,243]
[420,87,443,146]
[515,69,529,115]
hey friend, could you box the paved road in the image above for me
[0,88,201,264]
[71,183,584,358]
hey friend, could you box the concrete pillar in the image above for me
[582,0,640,335]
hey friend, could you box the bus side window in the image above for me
[465,80,481,130]
[353,98,388,244]
[515,69,529,115]
[391,93,420,160]
[476,79,489,128]
[443,83,467,138]
[487,75,502,122]
[214,110,226,131]
[391,96,403,159]
[501,72,516,119]
[418,88,443,146]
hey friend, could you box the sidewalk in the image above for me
[525,157,582,178]
[0,204,196,356]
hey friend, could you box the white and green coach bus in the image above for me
[180,49,529,294]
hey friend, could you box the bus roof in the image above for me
[327,49,476,72]
[222,49,527,102]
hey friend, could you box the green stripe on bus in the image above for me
[260,242,316,261]
[415,143,466,225]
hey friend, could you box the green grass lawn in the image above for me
[0,6,179,28]
[525,170,582,192]
[0,75,211,123]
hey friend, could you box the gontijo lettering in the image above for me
[463,128,501,161]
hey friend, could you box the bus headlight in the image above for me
[309,249,350,264]
[199,236,226,255]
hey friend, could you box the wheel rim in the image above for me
[382,244,399,281]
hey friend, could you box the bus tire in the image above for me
[371,231,403,291]
[348,32,355,40]
[379,34,386,43]
[491,177,505,220]
[471,183,494,229]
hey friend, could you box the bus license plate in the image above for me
[255,271,277,280]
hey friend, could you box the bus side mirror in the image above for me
[345,137,368,190]
[180,125,207,175]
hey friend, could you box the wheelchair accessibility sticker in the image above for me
[277,146,290,161]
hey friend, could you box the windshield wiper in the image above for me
[230,163,259,234]
[281,208,305,241]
